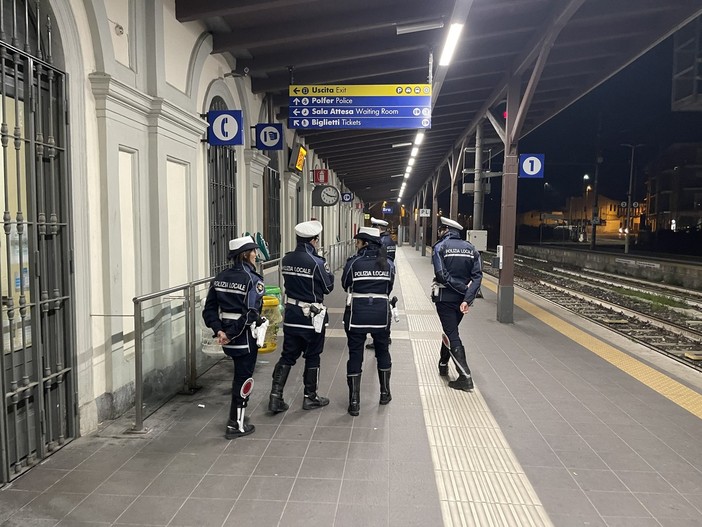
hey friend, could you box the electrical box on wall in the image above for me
[466,230,487,251]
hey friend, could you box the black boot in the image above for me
[226,406,255,439]
[447,345,474,392]
[268,362,291,413]
[438,341,451,377]
[347,374,361,416]
[302,367,330,410]
[378,368,392,405]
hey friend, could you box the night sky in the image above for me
[451,35,702,224]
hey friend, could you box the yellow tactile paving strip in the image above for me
[397,249,553,527]
[480,278,702,421]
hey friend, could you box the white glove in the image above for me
[391,306,400,323]
[251,318,269,348]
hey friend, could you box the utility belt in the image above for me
[286,297,326,333]
[346,292,389,306]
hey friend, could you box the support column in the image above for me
[409,196,416,247]
[497,78,519,323]
[473,121,484,230]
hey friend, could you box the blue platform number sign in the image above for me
[255,123,283,150]
[341,192,353,203]
[382,206,393,214]
[518,154,545,179]
[207,110,243,146]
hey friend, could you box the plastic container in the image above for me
[259,295,282,353]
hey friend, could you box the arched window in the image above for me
[207,96,238,274]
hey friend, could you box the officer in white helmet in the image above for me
[268,220,335,413]
[366,217,396,351]
[370,217,396,261]
[342,226,396,416]
[431,216,482,391]
[202,235,265,439]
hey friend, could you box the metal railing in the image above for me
[130,241,355,432]
[132,277,214,432]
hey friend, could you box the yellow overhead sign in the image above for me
[289,84,432,97]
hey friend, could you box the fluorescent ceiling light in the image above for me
[391,142,412,148]
[396,19,444,35]
[439,23,463,66]
[397,198,402,203]
[414,132,425,145]
[404,173,409,179]
[406,166,413,173]
[408,158,415,166]
[411,147,419,157]
[390,173,405,178]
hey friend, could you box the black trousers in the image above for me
[279,328,326,369]
[435,301,465,348]
[346,330,391,374]
[228,340,258,420]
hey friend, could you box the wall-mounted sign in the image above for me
[288,143,307,173]
[419,208,431,217]
[518,154,545,179]
[254,123,283,150]
[341,192,353,202]
[288,84,431,130]
[313,169,329,184]
[382,206,394,214]
[207,110,243,146]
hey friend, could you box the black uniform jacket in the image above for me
[431,229,483,304]
[342,245,396,333]
[202,261,265,353]
[379,231,396,260]
[281,242,335,331]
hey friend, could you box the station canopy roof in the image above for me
[176,0,702,205]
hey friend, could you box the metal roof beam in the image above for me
[211,5,443,52]
[176,0,318,22]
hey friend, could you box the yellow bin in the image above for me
[259,295,282,353]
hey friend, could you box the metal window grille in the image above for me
[207,96,237,274]
[0,0,76,484]
[263,165,281,260]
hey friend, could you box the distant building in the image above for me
[645,143,702,232]
[518,195,627,235]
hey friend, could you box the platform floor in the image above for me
[2,246,702,526]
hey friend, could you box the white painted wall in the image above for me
[166,159,189,286]
[104,0,130,68]
[48,0,353,435]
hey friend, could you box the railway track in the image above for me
[484,255,702,372]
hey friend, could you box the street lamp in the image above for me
[621,143,644,254]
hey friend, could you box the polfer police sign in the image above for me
[207,110,243,146]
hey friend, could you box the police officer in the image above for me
[202,235,265,439]
[268,220,335,413]
[431,217,482,391]
[366,217,397,351]
[371,217,396,260]
[342,227,396,416]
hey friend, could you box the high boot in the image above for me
[447,345,474,392]
[268,362,291,413]
[438,339,451,377]
[302,367,330,410]
[225,405,255,439]
[347,374,361,416]
[378,368,392,405]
